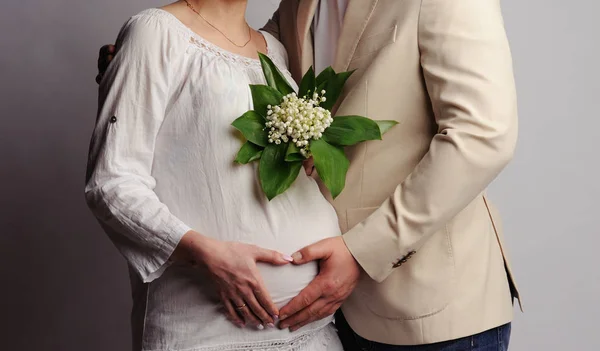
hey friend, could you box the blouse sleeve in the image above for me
[85,15,191,283]
[262,32,289,69]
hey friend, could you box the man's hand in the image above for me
[278,236,360,331]
[303,157,315,177]
[96,44,116,84]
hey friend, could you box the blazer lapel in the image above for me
[333,0,379,72]
[296,0,318,74]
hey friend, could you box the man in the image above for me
[97,0,521,349]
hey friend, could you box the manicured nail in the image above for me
[267,323,275,328]
[280,314,288,320]
[272,314,279,321]
[291,252,302,261]
[280,323,288,329]
[283,255,294,262]
[257,324,264,330]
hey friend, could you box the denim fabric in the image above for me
[335,311,511,351]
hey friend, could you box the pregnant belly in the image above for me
[257,261,319,307]
[149,259,318,315]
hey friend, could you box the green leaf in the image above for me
[322,116,382,146]
[285,142,306,162]
[258,53,295,96]
[232,111,268,147]
[316,66,336,87]
[250,85,283,117]
[235,141,263,164]
[310,139,349,199]
[376,120,399,135]
[259,143,303,200]
[319,70,355,111]
[298,66,316,98]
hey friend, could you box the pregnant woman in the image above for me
[85,1,342,350]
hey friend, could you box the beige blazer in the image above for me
[263,0,522,345]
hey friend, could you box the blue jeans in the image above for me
[335,311,511,351]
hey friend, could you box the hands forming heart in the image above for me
[209,235,360,331]
[278,236,360,331]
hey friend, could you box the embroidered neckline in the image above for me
[187,36,264,68]
[145,8,273,68]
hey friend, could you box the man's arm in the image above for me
[343,0,518,282]
[260,3,282,41]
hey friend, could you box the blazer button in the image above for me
[393,257,408,268]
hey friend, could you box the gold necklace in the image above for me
[183,0,252,48]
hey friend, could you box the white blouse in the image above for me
[85,9,342,351]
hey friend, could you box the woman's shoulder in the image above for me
[116,8,185,49]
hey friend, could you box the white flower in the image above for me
[265,90,333,155]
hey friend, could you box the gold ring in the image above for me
[235,303,247,310]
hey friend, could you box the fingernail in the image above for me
[280,323,288,329]
[283,255,294,262]
[257,324,264,330]
[291,252,302,261]
[267,323,275,328]
[272,314,279,321]
[280,314,288,320]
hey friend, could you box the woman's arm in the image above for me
[85,15,188,283]
[86,14,292,328]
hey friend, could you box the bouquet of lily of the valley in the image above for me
[232,53,397,200]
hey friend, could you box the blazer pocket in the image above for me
[352,25,397,59]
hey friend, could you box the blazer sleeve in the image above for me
[85,15,191,283]
[342,0,518,282]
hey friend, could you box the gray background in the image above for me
[0,0,598,350]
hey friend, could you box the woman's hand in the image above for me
[174,231,293,329]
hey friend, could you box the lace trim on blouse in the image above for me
[144,324,338,351]
[142,8,281,69]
